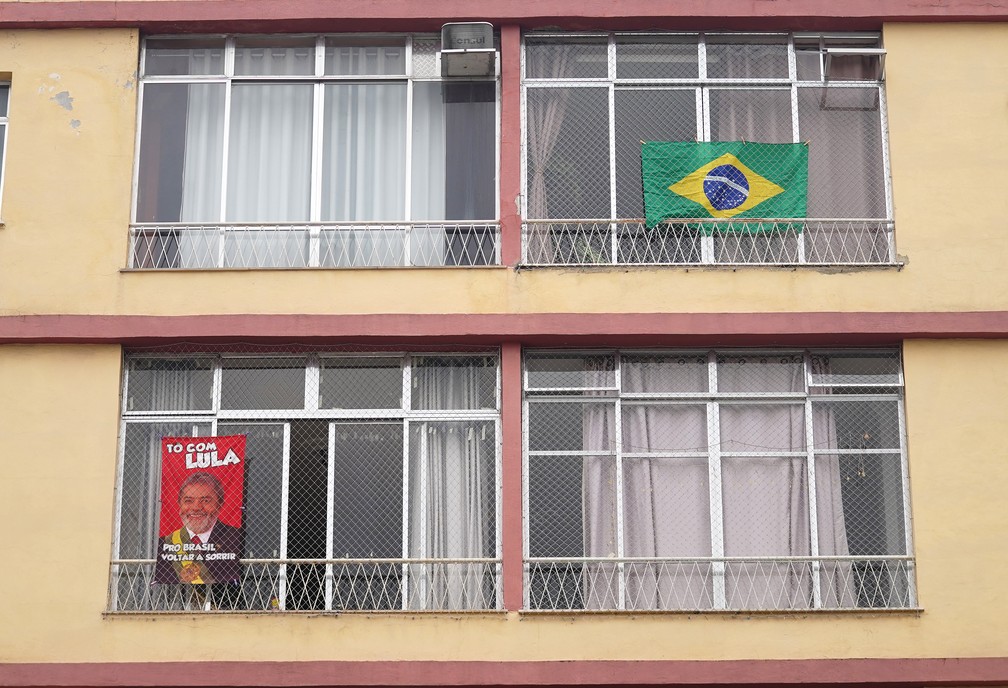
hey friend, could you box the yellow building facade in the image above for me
[1,2,1007,687]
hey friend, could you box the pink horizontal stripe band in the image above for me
[0,0,1006,31]
[3,657,1008,687]
[0,312,1006,346]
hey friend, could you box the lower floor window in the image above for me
[524,349,914,611]
[111,352,501,612]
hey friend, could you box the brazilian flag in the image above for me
[641,141,807,230]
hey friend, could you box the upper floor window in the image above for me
[525,349,915,611]
[132,35,499,269]
[111,351,501,612]
[521,33,895,266]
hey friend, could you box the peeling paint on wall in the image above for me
[70,119,81,129]
[51,90,73,110]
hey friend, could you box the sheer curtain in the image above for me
[408,363,493,609]
[620,358,713,609]
[322,83,407,266]
[225,83,313,267]
[583,356,851,610]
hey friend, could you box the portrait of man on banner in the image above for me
[153,435,246,585]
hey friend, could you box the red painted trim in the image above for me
[499,25,522,267]
[0,0,1006,32]
[1,312,1007,347]
[3,658,1008,687]
[499,342,523,610]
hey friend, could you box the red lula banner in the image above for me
[154,435,246,585]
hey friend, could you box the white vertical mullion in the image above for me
[878,84,897,262]
[789,38,806,264]
[401,417,411,610]
[404,76,415,264]
[896,395,916,605]
[217,57,233,267]
[519,37,529,227]
[613,354,626,609]
[212,358,223,414]
[495,357,503,609]
[699,33,714,264]
[521,396,531,610]
[109,360,130,610]
[305,355,320,413]
[418,421,430,607]
[707,351,726,609]
[325,423,336,611]
[309,84,325,267]
[803,353,821,607]
[278,422,291,611]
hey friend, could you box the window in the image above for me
[524,349,914,610]
[522,33,895,265]
[131,35,499,269]
[111,352,501,612]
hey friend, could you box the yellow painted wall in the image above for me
[0,25,1007,317]
[0,340,1007,663]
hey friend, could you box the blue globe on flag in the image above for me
[703,164,749,211]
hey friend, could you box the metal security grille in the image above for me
[130,34,500,270]
[524,349,915,611]
[111,348,501,612]
[521,32,896,266]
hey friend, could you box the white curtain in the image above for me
[409,82,448,264]
[583,356,851,610]
[408,363,492,609]
[322,83,407,266]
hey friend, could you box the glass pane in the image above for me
[621,354,708,393]
[616,36,698,79]
[144,38,225,76]
[525,87,611,219]
[706,36,788,79]
[525,37,608,79]
[220,358,306,410]
[795,49,822,81]
[719,404,806,452]
[826,452,906,556]
[810,352,901,386]
[135,83,225,223]
[411,81,496,222]
[222,227,309,268]
[227,84,313,222]
[721,455,810,556]
[622,405,707,452]
[333,422,403,558]
[527,455,588,557]
[528,401,614,452]
[234,36,316,76]
[320,357,402,409]
[614,89,697,218]
[411,36,440,78]
[118,422,211,558]
[815,399,901,450]
[321,83,407,221]
[408,421,496,557]
[525,353,615,389]
[623,456,711,557]
[217,423,284,559]
[717,354,804,393]
[798,87,887,219]
[708,88,793,143]
[325,40,406,75]
[412,356,496,410]
[0,85,9,116]
[125,358,214,412]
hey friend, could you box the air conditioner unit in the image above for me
[440,22,496,77]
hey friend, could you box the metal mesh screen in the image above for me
[522,32,895,266]
[524,349,914,611]
[131,34,500,271]
[111,347,501,612]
